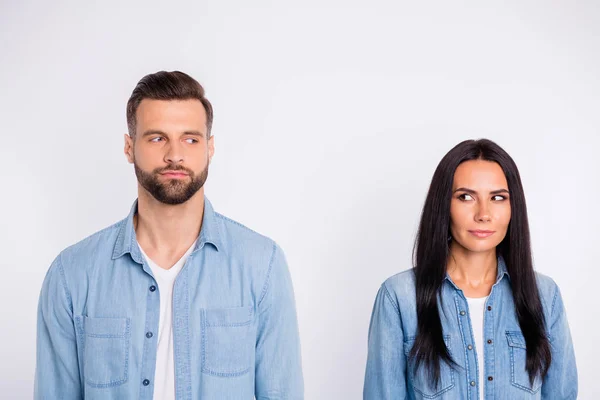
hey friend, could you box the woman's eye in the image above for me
[492,195,506,201]
[459,193,474,201]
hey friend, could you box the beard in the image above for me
[134,160,209,205]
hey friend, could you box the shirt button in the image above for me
[487,305,492,311]
[488,376,494,381]
[149,285,156,292]
[460,311,466,316]
[470,381,476,386]
[142,379,150,386]
[487,339,493,344]
[146,332,153,338]
[467,344,473,350]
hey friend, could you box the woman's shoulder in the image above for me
[534,271,560,298]
[534,271,563,318]
[381,268,417,300]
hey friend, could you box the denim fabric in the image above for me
[35,198,303,400]
[364,258,577,400]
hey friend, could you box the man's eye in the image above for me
[150,137,163,142]
[185,138,198,144]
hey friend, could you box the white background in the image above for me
[1,1,599,398]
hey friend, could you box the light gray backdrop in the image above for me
[1,1,598,398]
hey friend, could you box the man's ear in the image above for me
[124,134,134,164]
[208,135,215,163]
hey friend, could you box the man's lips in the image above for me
[160,171,189,178]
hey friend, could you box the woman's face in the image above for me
[449,159,512,254]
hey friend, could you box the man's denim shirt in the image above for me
[364,258,577,400]
[35,199,304,400]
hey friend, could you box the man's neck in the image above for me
[134,187,205,269]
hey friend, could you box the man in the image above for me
[34,71,304,399]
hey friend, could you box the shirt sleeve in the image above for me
[34,255,82,400]
[541,282,578,400]
[363,283,407,400]
[255,243,304,399]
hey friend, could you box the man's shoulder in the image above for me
[214,211,277,254]
[57,219,125,269]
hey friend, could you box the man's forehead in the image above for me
[137,98,206,114]
[136,99,207,127]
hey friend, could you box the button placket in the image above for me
[140,277,160,395]
[483,292,497,398]
[454,293,481,396]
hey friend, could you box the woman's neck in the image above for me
[447,242,497,298]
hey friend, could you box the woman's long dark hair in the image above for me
[410,139,551,386]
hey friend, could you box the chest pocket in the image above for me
[75,316,131,388]
[201,306,256,377]
[404,336,455,398]
[506,331,542,393]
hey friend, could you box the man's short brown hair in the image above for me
[126,71,213,138]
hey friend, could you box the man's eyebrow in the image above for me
[141,129,166,137]
[453,187,510,194]
[182,130,205,137]
[141,130,206,138]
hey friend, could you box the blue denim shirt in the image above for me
[35,198,304,400]
[363,258,577,399]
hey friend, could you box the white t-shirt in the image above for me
[466,296,488,400]
[138,240,197,400]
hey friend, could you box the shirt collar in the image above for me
[496,255,509,281]
[444,254,510,289]
[112,197,222,261]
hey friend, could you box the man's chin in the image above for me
[150,185,202,205]
[157,198,188,205]
[150,193,189,205]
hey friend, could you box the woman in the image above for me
[363,139,577,399]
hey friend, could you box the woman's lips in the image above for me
[468,230,496,238]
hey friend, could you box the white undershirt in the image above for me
[466,296,488,400]
[138,240,197,400]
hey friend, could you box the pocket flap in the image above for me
[203,306,254,327]
[403,335,451,356]
[77,316,129,338]
[506,331,527,349]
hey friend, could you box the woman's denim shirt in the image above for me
[364,258,577,400]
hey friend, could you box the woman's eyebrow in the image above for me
[453,187,476,194]
[452,187,509,194]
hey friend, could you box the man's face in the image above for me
[124,99,214,205]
